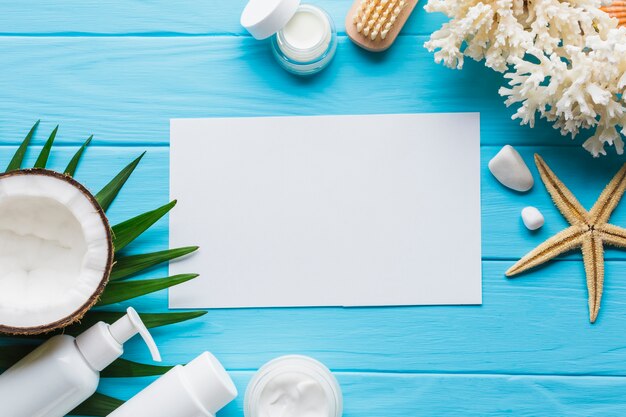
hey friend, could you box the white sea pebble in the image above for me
[488,145,534,192]
[522,206,544,231]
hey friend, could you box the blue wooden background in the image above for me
[2,1,626,415]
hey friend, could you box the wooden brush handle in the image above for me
[346,0,419,52]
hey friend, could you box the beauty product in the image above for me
[241,0,337,76]
[108,352,237,417]
[0,307,160,417]
[346,0,419,52]
[244,355,342,417]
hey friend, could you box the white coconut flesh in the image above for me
[0,171,111,331]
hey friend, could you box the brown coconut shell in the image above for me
[0,168,113,335]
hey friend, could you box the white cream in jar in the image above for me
[241,0,337,76]
[244,355,343,417]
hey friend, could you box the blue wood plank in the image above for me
[0,145,170,254]
[96,371,626,417]
[115,260,626,376]
[0,36,583,149]
[2,1,625,413]
[1,144,622,261]
[0,0,446,36]
[482,145,626,260]
[3,146,625,377]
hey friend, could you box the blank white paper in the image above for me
[169,114,481,308]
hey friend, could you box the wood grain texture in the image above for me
[482,147,626,260]
[0,144,620,260]
[98,372,626,416]
[2,1,625,414]
[0,146,170,254]
[0,0,446,36]
[120,260,626,376]
[1,146,623,376]
[0,36,584,148]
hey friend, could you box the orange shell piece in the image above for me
[601,1,626,27]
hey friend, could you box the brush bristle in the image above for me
[353,0,407,41]
[601,1,626,27]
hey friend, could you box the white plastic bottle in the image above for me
[0,307,161,417]
[108,351,237,417]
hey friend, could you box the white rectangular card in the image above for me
[169,114,481,308]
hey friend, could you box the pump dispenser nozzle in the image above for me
[0,307,163,417]
[110,307,161,362]
[76,307,161,372]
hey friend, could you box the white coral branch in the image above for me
[425,0,626,156]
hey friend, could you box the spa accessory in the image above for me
[0,307,160,417]
[488,145,534,192]
[601,2,626,27]
[1,122,203,414]
[521,206,544,231]
[241,0,337,76]
[346,0,419,52]
[108,352,237,417]
[507,155,626,323]
[244,355,342,417]
[0,123,202,337]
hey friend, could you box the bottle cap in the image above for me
[240,0,301,40]
[109,307,161,362]
[182,352,238,414]
[76,307,161,371]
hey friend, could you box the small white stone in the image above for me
[521,206,544,230]
[488,145,534,192]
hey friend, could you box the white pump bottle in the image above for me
[0,307,160,417]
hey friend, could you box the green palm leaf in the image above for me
[3,310,205,342]
[96,152,145,212]
[0,345,37,369]
[3,123,203,415]
[66,310,206,335]
[65,135,92,176]
[33,125,58,168]
[69,393,123,417]
[6,120,39,172]
[102,358,174,378]
[112,200,177,252]
[0,346,174,378]
[111,246,199,281]
[98,273,198,305]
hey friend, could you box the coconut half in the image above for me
[0,169,113,335]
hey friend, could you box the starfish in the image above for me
[506,154,626,323]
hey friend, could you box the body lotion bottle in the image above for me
[0,307,160,417]
[108,352,237,417]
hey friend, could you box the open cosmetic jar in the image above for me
[241,0,337,76]
[244,355,343,417]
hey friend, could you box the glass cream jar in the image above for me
[271,5,337,75]
[241,0,337,76]
[244,355,343,417]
